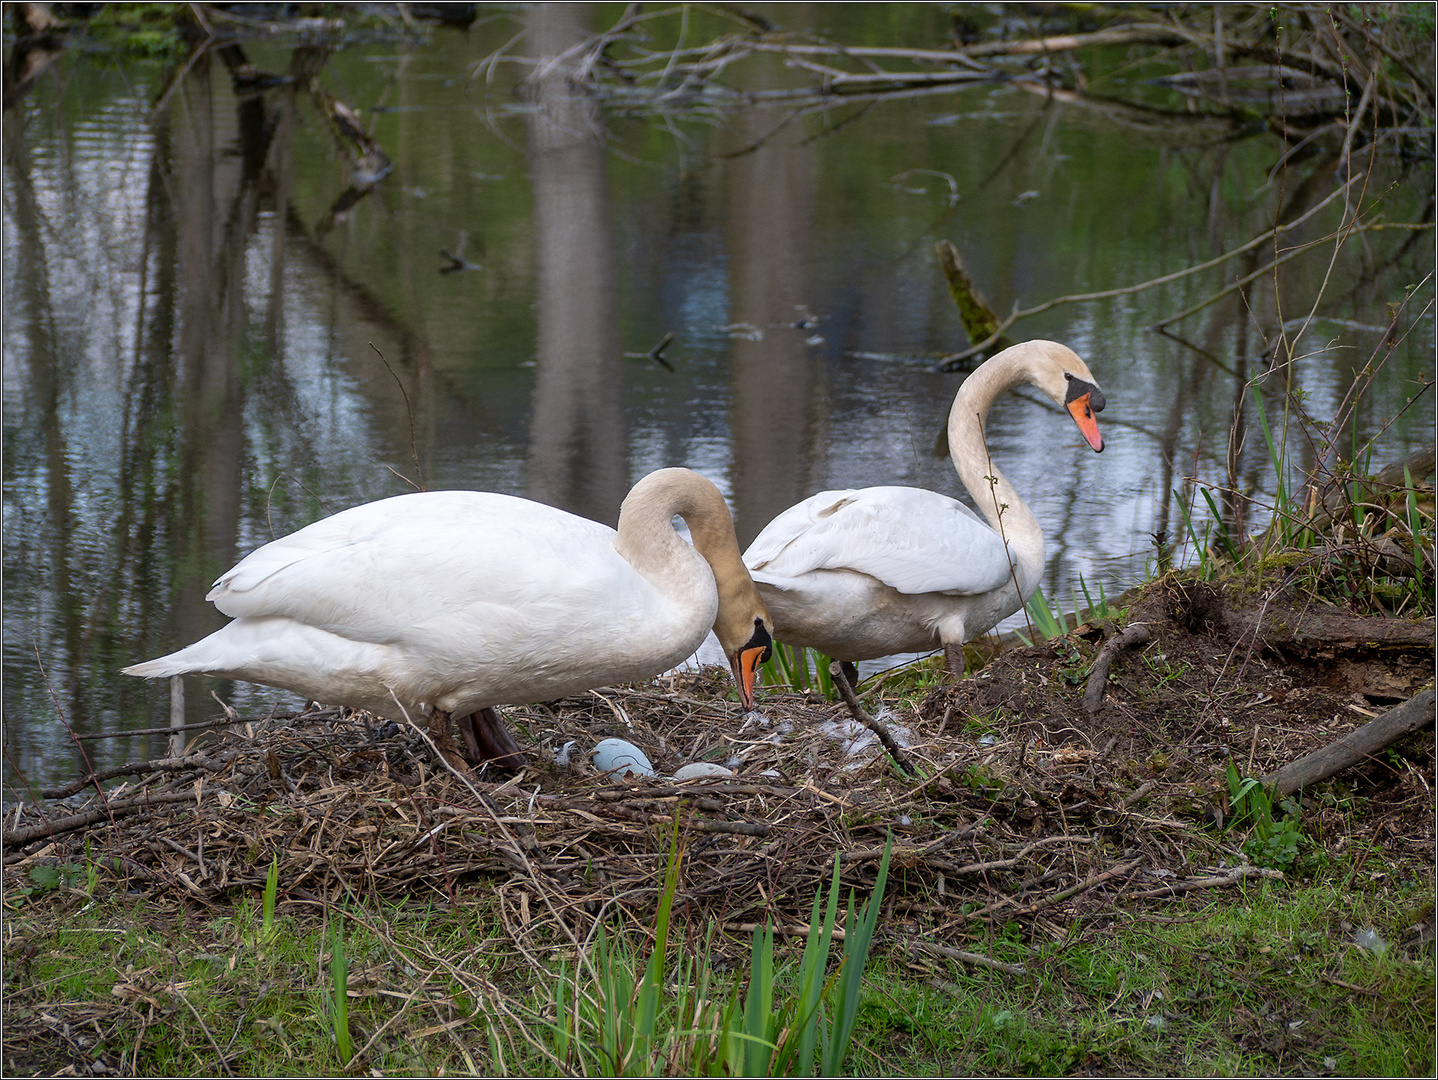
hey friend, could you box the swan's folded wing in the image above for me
[207,492,620,641]
[744,487,1014,596]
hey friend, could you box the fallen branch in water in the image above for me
[934,177,1365,370]
[936,240,1012,353]
[960,24,1200,59]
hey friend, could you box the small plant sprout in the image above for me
[1016,587,1067,645]
[1225,761,1305,871]
[327,914,354,1066]
[261,855,279,942]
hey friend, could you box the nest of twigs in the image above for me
[5,648,1339,958]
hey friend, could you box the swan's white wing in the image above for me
[208,491,625,645]
[744,487,1015,597]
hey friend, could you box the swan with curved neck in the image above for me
[743,340,1105,673]
[126,467,773,769]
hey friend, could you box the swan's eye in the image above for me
[1064,376,1105,412]
[749,618,774,662]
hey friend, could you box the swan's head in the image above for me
[1026,341,1106,453]
[630,466,775,711]
[717,608,773,712]
[711,555,773,710]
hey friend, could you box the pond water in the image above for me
[4,5,1432,794]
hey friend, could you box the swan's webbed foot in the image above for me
[456,706,529,770]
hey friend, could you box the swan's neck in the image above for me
[614,480,712,596]
[947,356,1046,599]
[614,468,761,655]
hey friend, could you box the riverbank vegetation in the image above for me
[5,553,1433,1074]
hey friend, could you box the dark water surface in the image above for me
[5,6,1432,793]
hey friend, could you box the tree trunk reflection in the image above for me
[724,110,816,547]
[524,3,626,525]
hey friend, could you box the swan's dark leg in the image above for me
[456,711,484,762]
[943,643,967,676]
[428,709,476,774]
[839,660,860,689]
[457,706,528,769]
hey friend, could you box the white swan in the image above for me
[125,467,773,769]
[743,340,1105,675]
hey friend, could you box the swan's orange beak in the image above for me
[730,647,766,711]
[729,620,774,711]
[1067,393,1104,452]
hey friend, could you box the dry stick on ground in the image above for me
[1120,779,1159,809]
[41,750,243,798]
[828,662,918,776]
[1008,855,1147,918]
[1264,689,1435,798]
[907,939,1027,976]
[1122,863,1285,900]
[3,790,200,848]
[1082,622,1154,714]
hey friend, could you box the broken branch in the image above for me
[1264,689,1435,798]
[829,662,918,777]
[1083,622,1154,714]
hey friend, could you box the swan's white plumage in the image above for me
[744,487,1013,597]
[743,340,1105,665]
[125,470,769,725]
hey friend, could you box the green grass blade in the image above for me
[633,829,683,1073]
[822,836,892,1075]
[261,855,279,941]
[1199,488,1240,563]
[1251,386,1286,509]
[1173,486,1210,576]
[741,923,776,1076]
[814,649,834,698]
[1405,468,1428,599]
[791,857,842,1075]
[1021,587,1065,642]
[330,915,352,1066]
[553,963,573,1069]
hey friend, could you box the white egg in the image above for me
[592,738,656,779]
[672,762,734,781]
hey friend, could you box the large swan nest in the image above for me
[5,579,1433,959]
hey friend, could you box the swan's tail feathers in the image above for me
[122,653,198,679]
[749,570,802,592]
